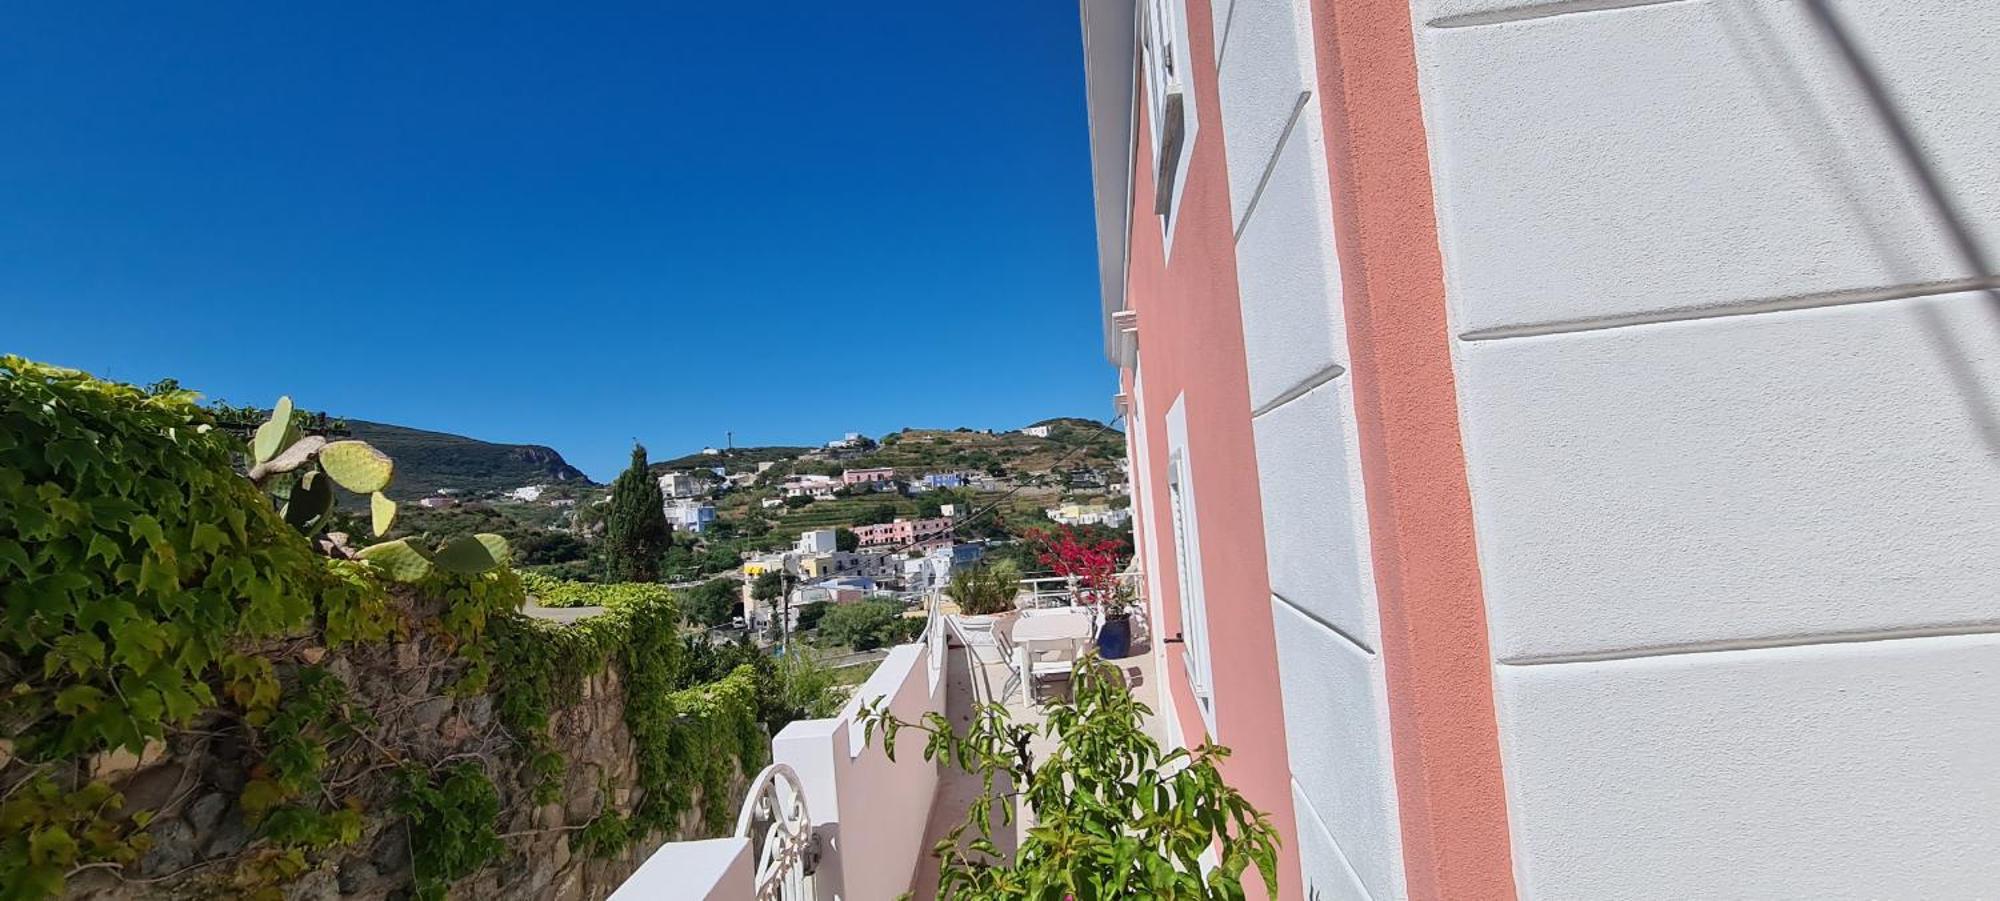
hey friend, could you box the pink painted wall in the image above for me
[1119,1,1303,895]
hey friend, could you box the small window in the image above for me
[1141,0,1198,248]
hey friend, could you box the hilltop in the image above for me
[343,419,594,500]
[652,422,1125,478]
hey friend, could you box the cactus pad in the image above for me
[320,440,394,493]
[371,491,397,537]
[358,539,434,582]
[432,533,509,574]
[251,395,295,463]
[283,470,334,533]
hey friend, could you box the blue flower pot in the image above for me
[1096,615,1132,660]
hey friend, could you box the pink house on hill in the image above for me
[841,467,896,486]
[851,516,953,551]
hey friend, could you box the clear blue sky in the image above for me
[2,2,1112,481]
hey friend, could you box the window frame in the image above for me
[1139,0,1198,254]
[1163,397,1217,736]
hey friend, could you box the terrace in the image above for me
[613,575,1161,900]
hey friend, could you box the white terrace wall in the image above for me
[774,641,943,901]
[1413,0,2000,897]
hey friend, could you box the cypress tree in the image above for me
[605,444,671,582]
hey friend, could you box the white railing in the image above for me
[613,616,946,901]
[733,764,816,901]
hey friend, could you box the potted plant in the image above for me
[1028,527,1134,658]
[945,561,1022,632]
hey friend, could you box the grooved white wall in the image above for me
[1216,0,1407,898]
[1414,0,2000,896]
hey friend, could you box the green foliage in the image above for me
[243,667,371,822]
[575,809,632,859]
[0,357,337,758]
[420,568,527,695]
[491,576,771,844]
[518,571,673,610]
[816,600,922,651]
[637,666,766,835]
[0,359,770,898]
[751,570,785,603]
[395,762,503,901]
[856,502,898,526]
[947,562,1021,616]
[487,610,623,804]
[683,578,741,627]
[0,777,151,900]
[605,445,672,583]
[834,527,859,552]
[861,655,1281,900]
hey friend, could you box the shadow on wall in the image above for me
[1715,0,2000,458]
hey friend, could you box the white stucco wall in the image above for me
[1414,0,2000,896]
[773,642,942,901]
[1215,0,1407,897]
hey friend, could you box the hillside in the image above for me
[345,419,594,500]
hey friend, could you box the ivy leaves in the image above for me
[0,357,326,759]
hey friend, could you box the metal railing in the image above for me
[733,763,817,901]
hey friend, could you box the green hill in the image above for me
[344,419,594,501]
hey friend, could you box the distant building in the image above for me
[853,516,956,551]
[507,485,547,503]
[796,529,838,555]
[826,432,866,449]
[1020,425,1054,438]
[417,496,459,510]
[1046,503,1130,529]
[666,499,716,533]
[921,472,968,490]
[781,474,839,500]
[657,471,706,498]
[700,447,721,456]
[760,497,784,509]
[901,543,985,592]
[841,467,897,487]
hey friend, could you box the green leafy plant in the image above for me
[0,358,333,757]
[947,561,1022,616]
[395,762,503,901]
[0,777,151,900]
[860,654,1280,900]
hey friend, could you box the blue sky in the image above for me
[2,2,1112,480]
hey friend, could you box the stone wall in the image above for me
[43,616,743,901]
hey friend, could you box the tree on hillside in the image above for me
[819,599,921,651]
[684,578,741,627]
[858,502,898,526]
[604,444,672,582]
[834,527,859,552]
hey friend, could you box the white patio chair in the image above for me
[1003,630,1083,706]
[952,615,1023,704]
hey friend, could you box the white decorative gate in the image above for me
[733,763,817,900]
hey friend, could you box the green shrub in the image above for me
[861,655,1280,899]
[816,600,921,651]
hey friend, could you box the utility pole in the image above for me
[779,570,796,657]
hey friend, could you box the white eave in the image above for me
[1078,0,1137,365]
